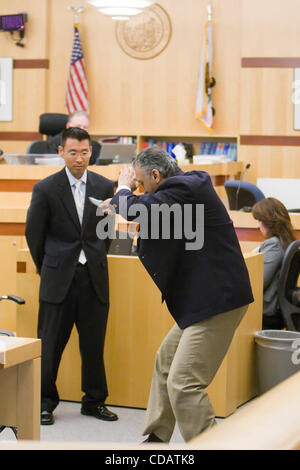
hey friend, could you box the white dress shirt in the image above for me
[65,167,87,264]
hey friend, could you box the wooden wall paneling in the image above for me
[0,69,47,134]
[46,0,79,115]
[239,69,296,135]
[240,0,300,184]
[241,0,300,57]
[239,145,300,183]
[0,133,42,141]
[0,0,48,59]
[0,142,33,155]
[2,0,300,184]
[240,136,300,146]
[13,59,49,69]
[209,0,241,137]
[13,69,47,132]
[47,0,241,137]
[0,0,49,154]
[242,58,300,68]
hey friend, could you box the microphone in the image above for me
[235,163,251,211]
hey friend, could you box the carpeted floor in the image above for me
[0,400,185,444]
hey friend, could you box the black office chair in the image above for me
[277,240,300,331]
[27,113,69,154]
[224,180,265,211]
[28,113,100,164]
[0,295,25,439]
[27,140,51,154]
[39,113,68,139]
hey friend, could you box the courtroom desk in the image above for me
[0,194,29,236]
[0,195,133,237]
[0,202,28,332]
[190,371,300,450]
[0,161,243,193]
[0,336,41,440]
[0,193,136,331]
[0,197,29,332]
[0,162,243,331]
[0,192,32,207]
[0,164,123,191]
[181,161,243,201]
[0,201,135,332]
[229,210,300,245]
[180,160,243,184]
[16,249,263,418]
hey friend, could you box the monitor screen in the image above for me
[98,143,136,164]
[0,14,25,32]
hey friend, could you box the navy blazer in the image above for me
[111,170,254,328]
[25,168,114,304]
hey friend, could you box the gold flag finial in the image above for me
[207,3,212,21]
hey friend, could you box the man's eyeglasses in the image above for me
[65,151,91,157]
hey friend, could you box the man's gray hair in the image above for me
[133,145,179,178]
[68,110,90,123]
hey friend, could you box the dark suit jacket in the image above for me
[25,168,114,304]
[46,132,101,165]
[111,170,254,328]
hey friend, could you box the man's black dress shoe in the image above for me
[81,405,118,421]
[41,410,54,426]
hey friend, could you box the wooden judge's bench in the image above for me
[0,160,242,200]
[0,161,243,331]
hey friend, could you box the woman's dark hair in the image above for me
[252,197,296,249]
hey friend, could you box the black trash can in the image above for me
[254,330,300,394]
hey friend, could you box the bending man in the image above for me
[104,146,253,442]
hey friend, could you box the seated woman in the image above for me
[252,197,296,329]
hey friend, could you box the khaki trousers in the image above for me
[142,305,248,442]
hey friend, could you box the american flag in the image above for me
[66,25,89,114]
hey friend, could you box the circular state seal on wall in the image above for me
[115,4,172,60]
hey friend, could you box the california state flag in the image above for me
[195,19,214,132]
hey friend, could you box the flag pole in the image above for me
[65,6,89,114]
[195,2,215,131]
[67,6,85,28]
[207,3,215,86]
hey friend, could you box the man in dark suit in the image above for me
[47,111,101,165]
[103,146,253,442]
[25,127,118,425]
